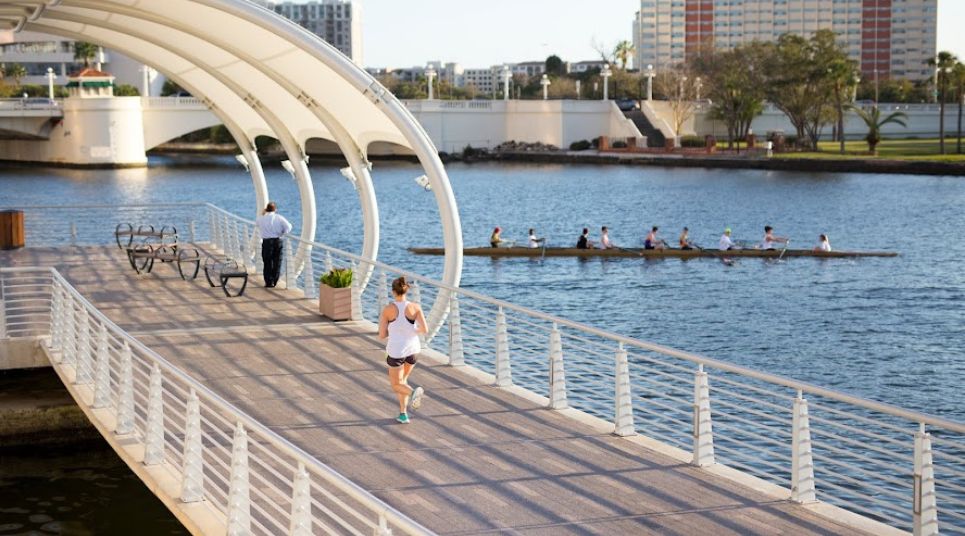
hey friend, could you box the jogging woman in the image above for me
[378,276,428,424]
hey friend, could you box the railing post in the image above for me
[410,281,422,309]
[791,391,817,503]
[74,308,92,384]
[283,237,293,290]
[70,222,78,245]
[374,515,392,536]
[494,307,511,387]
[351,262,363,321]
[377,271,389,313]
[324,250,333,274]
[614,343,635,437]
[188,220,197,243]
[115,341,134,435]
[0,287,7,340]
[208,210,219,250]
[302,252,315,299]
[914,423,939,536]
[92,323,111,408]
[49,283,63,351]
[227,422,251,536]
[692,364,715,467]
[219,214,230,255]
[251,228,263,272]
[62,296,76,365]
[548,323,567,409]
[448,293,465,366]
[180,390,204,503]
[289,463,312,536]
[143,363,165,466]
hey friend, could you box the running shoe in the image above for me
[410,386,425,411]
[396,413,410,424]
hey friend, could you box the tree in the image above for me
[8,64,27,87]
[73,42,99,68]
[826,57,860,153]
[613,41,635,71]
[693,44,768,149]
[927,51,958,154]
[114,84,140,97]
[544,55,565,76]
[655,65,697,145]
[850,105,907,154]
[954,62,965,154]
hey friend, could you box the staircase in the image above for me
[624,110,665,147]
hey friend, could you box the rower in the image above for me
[576,228,595,249]
[719,228,737,251]
[813,234,831,252]
[644,226,665,250]
[527,228,545,248]
[679,227,694,250]
[490,227,503,248]
[761,225,789,250]
[599,226,615,249]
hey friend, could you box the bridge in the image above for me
[1,203,964,535]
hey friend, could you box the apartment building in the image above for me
[632,0,937,80]
[259,0,362,65]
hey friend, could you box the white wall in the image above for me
[0,97,146,166]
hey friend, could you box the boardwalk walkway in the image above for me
[3,246,877,535]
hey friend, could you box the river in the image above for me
[1,156,963,531]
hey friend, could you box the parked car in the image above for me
[616,98,640,112]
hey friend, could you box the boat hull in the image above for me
[408,247,899,259]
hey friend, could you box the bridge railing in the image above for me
[199,202,965,535]
[0,265,433,536]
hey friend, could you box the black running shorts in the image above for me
[386,354,418,367]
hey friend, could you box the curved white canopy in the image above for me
[0,0,463,333]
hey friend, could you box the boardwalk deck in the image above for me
[2,246,881,535]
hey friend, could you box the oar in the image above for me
[616,245,642,256]
[778,239,791,261]
[540,237,547,261]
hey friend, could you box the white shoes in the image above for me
[409,386,425,411]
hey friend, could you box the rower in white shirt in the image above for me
[719,228,737,251]
[760,225,789,250]
[813,234,831,252]
[527,228,545,248]
[599,226,615,249]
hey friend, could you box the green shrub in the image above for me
[569,139,591,151]
[680,135,705,148]
[612,140,628,149]
[320,267,353,288]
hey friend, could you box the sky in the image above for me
[360,0,965,68]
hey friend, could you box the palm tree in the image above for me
[927,51,958,154]
[850,105,907,155]
[73,41,99,68]
[827,58,859,154]
[953,62,965,154]
[8,64,27,88]
[613,41,635,71]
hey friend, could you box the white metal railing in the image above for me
[200,203,965,535]
[0,266,432,536]
[0,97,62,113]
[142,96,208,108]
[8,203,965,535]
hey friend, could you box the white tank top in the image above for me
[386,300,421,358]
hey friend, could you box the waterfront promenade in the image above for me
[0,245,879,535]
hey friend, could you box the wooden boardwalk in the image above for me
[3,246,880,535]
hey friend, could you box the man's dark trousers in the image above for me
[261,237,283,287]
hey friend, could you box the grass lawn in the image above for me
[774,138,965,163]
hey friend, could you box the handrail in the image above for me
[205,203,965,433]
[1,265,432,535]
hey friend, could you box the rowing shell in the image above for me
[407,247,899,259]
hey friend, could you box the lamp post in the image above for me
[46,67,55,100]
[852,75,860,103]
[680,75,688,100]
[141,65,151,98]
[541,74,550,100]
[601,63,612,101]
[425,66,436,100]
[502,65,512,101]
[873,68,879,109]
[646,64,654,101]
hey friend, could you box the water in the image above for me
[1,157,964,530]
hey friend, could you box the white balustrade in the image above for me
[914,424,939,536]
[613,344,635,437]
[791,392,816,503]
[143,363,165,466]
[0,290,6,340]
[548,324,567,409]
[378,271,389,313]
[283,237,294,289]
[494,307,511,387]
[289,463,312,536]
[92,324,111,408]
[74,308,92,384]
[448,294,465,367]
[181,390,204,503]
[302,250,315,298]
[692,365,714,467]
[227,422,251,536]
[115,341,135,435]
[351,263,363,321]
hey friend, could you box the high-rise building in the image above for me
[632,0,937,81]
[258,0,362,66]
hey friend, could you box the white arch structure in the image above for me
[0,0,463,330]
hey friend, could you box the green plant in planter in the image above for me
[320,268,353,288]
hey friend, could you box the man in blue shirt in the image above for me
[255,202,292,288]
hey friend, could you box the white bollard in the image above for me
[92,324,111,408]
[614,343,636,437]
[448,294,465,367]
[692,364,715,467]
[180,390,204,503]
[74,309,92,384]
[914,424,939,536]
[226,422,251,536]
[143,364,165,465]
[289,463,312,536]
[791,392,817,503]
[351,264,363,321]
[115,342,134,435]
[494,307,511,387]
[302,254,315,299]
[548,324,567,409]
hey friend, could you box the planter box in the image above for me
[319,283,352,320]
